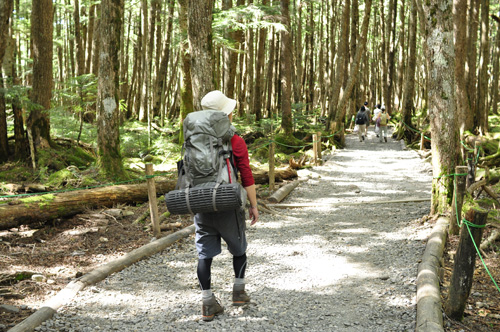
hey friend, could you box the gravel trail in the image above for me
[36,130,434,332]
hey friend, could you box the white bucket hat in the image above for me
[201,90,236,115]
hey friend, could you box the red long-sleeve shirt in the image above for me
[231,135,255,188]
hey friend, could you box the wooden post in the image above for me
[444,207,488,320]
[313,133,318,165]
[145,163,161,237]
[419,132,424,150]
[269,141,275,191]
[449,166,468,235]
[316,131,322,162]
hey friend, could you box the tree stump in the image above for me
[444,207,488,320]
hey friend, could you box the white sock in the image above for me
[233,278,245,291]
[201,289,213,301]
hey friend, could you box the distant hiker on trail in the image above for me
[192,90,259,322]
[363,101,371,136]
[355,105,369,142]
[377,106,390,143]
[372,104,382,137]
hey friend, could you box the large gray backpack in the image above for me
[166,110,246,214]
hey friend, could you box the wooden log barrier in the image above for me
[8,224,195,332]
[268,181,300,203]
[416,217,448,332]
[444,207,488,321]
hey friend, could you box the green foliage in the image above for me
[212,4,284,50]
[0,163,34,182]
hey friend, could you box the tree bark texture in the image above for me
[0,0,13,161]
[96,0,125,178]
[188,0,215,109]
[74,0,85,76]
[454,0,468,136]
[465,0,479,131]
[476,0,489,133]
[400,0,417,138]
[492,21,500,116]
[28,0,53,154]
[326,0,349,133]
[280,0,293,135]
[419,0,460,215]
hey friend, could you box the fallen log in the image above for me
[0,181,176,230]
[268,180,300,203]
[0,169,295,229]
[252,167,297,184]
[480,229,500,250]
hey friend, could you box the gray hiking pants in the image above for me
[194,208,247,259]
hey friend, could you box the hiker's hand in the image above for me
[249,206,259,225]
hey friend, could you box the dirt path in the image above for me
[12,128,436,332]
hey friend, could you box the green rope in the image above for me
[460,218,486,228]
[401,121,431,141]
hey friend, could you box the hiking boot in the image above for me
[232,289,251,306]
[202,295,224,321]
[384,137,387,143]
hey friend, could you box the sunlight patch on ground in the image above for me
[335,227,374,234]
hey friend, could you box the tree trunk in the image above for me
[476,0,489,134]
[86,4,96,74]
[96,0,125,179]
[333,0,372,147]
[138,0,149,122]
[454,0,468,136]
[418,0,460,215]
[74,0,85,76]
[152,0,174,119]
[28,0,53,160]
[326,0,349,133]
[280,0,293,135]
[244,0,255,120]
[386,0,397,116]
[178,0,194,144]
[465,0,479,132]
[0,0,13,162]
[399,0,417,140]
[492,20,500,116]
[294,1,303,105]
[253,0,267,122]
[188,0,215,110]
[90,5,100,76]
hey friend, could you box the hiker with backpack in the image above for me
[177,90,259,322]
[355,105,369,142]
[376,106,390,142]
